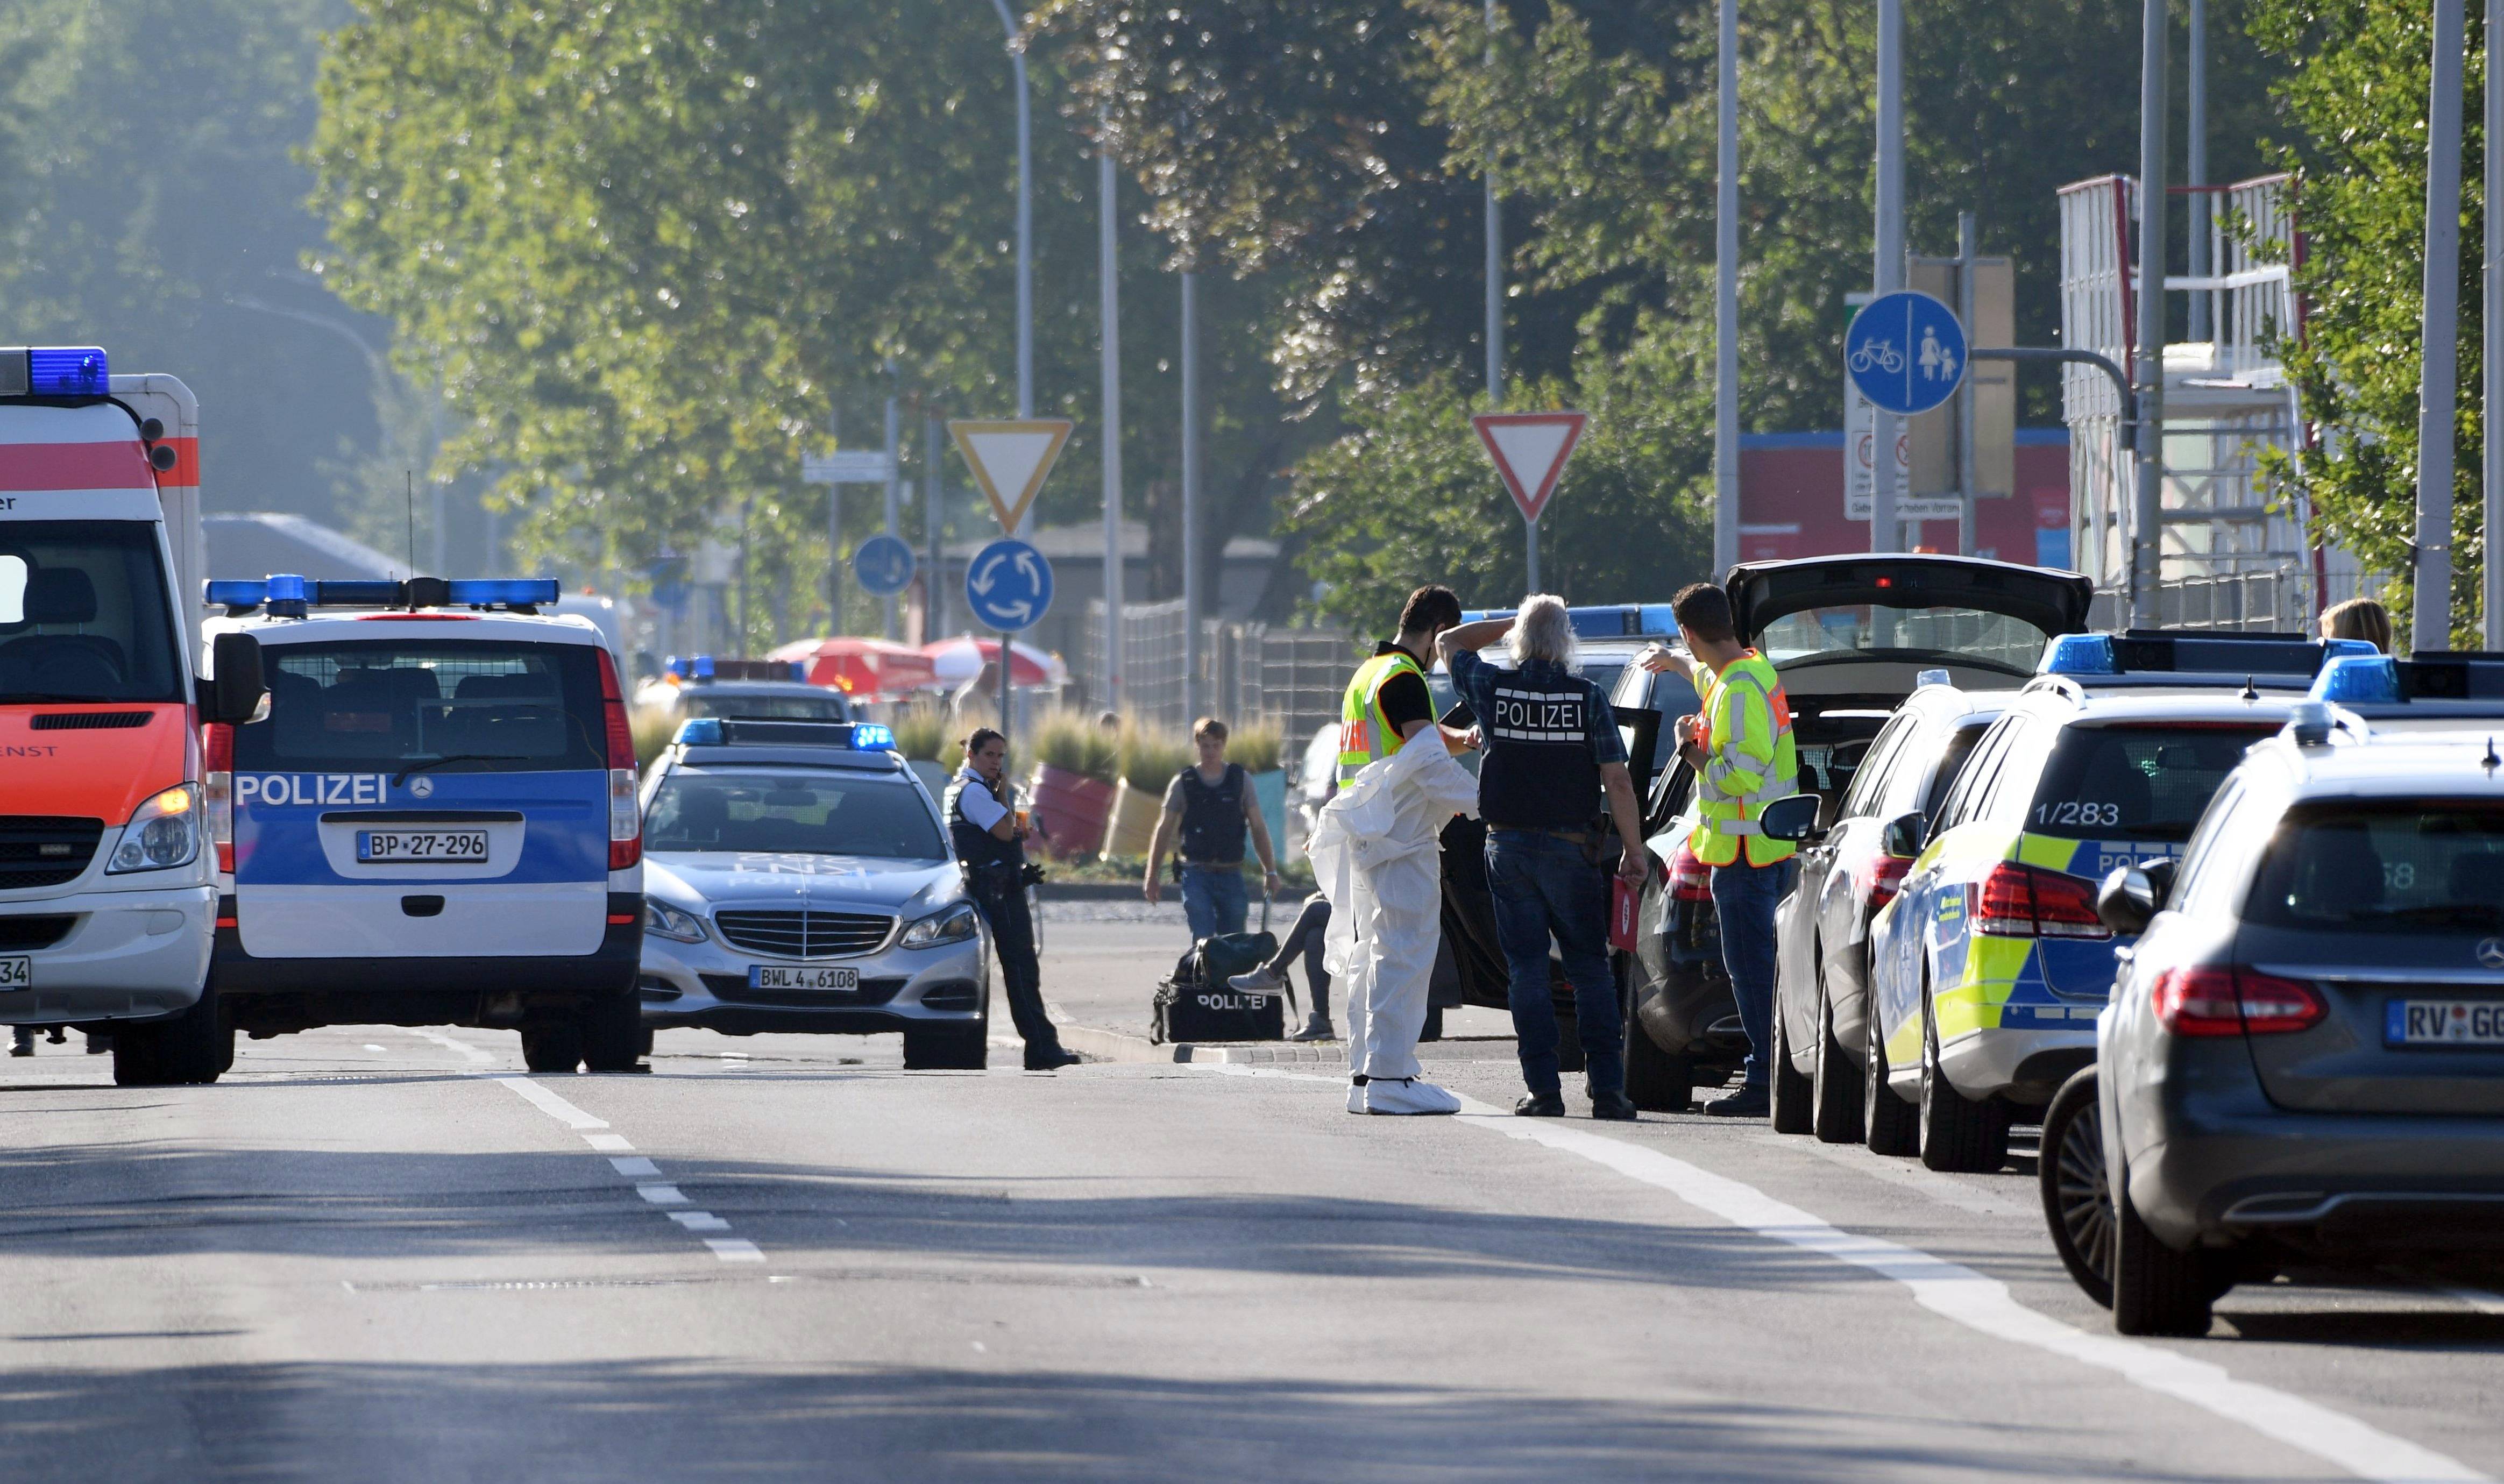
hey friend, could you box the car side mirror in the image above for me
[202,631,268,727]
[1758,792,1823,843]
[1881,811,1926,860]
[2096,864,2167,936]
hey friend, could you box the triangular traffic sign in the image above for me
[1472,411,1589,524]
[948,418,1074,535]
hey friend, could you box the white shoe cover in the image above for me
[1346,1080,1368,1114]
[1363,1077,1462,1115]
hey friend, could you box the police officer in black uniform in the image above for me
[945,728,1080,1071]
[1437,595,1649,1119]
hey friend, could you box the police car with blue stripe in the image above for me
[202,576,646,1072]
[633,716,991,1068]
[1848,630,2377,1170]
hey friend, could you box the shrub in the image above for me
[1226,723,1281,775]
[1027,708,1121,785]
[889,708,954,765]
[1117,722,1194,793]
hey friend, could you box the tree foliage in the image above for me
[2249,0,2485,637]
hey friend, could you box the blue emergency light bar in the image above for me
[673,718,897,751]
[2039,630,2378,683]
[1458,603,1678,640]
[0,345,109,398]
[205,574,562,616]
[2313,651,2504,707]
[666,655,810,683]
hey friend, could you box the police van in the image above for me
[201,575,644,1072]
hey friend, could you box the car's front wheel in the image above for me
[521,1022,584,1074]
[1623,968,1692,1112]
[1810,957,1864,1144]
[1918,989,2010,1173]
[2111,1158,2221,1336]
[1769,988,1813,1134]
[1863,992,1918,1155]
[904,1022,988,1070]
[581,993,643,1073]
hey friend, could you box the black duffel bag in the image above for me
[1151,898,1282,1043]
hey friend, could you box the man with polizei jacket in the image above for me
[1437,594,1649,1121]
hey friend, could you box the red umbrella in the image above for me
[769,637,940,701]
[923,635,1065,689]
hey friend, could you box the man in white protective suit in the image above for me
[1309,700,1480,1115]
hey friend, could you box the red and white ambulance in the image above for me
[0,345,265,1085]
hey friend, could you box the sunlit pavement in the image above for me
[0,917,2498,1482]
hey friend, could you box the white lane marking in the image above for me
[583,1133,635,1152]
[705,1238,764,1263]
[669,1212,731,1231]
[363,1043,388,1053]
[1757,1132,2035,1220]
[636,1184,687,1205]
[410,1029,494,1065]
[491,1075,609,1130]
[1203,1064,2489,1484]
[2431,1283,2504,1316]
[609,1156,660,1177]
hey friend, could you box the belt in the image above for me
[1486,825,1600,844]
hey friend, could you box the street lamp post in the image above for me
[2413,0,2466,652]
[1713,0,1739,577]
[987,0,1034,419]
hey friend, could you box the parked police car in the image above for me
[1844,630,2374,1170]
[634,655,852,727]
[635,716,990,1069]
[202,576,645,1073]
[2040,652,2504,1334]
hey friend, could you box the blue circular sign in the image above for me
[964,538,1053,633]
[853,534,916,597]
[1845,290,1967,416]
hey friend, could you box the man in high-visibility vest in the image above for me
[1642,581,1798,1118]
[1316,585,1477,1115]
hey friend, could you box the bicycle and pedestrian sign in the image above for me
[1846,290,1966,416]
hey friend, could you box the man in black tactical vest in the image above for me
[1438,595,1648,1120]
[945,728,1080,1071]
[1143,716,1282,942]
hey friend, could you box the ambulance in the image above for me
[0,345,267,1086]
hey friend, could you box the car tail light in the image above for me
[1854,853,1913,911]
[203,721,234,875]
[597,649,641,870]
[2152,965,2325,1037]
[1668,840,1713,903]
[1973,861,2110,940]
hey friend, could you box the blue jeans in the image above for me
[1485,830,1624,1097]
[1709,854,1798,1091]
[1180,864,1248,941]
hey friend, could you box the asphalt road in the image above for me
[2,913,2500,1482]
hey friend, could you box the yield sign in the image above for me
[947,418,1074,535]
[1471,411,1588,524]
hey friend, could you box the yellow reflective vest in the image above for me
[1338,647,1427,785]
[1689,650,1798,868]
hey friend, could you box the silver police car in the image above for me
[635,718,990,1068]
[2045,657,2504,1334]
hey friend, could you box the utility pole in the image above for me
[1871,0,1904,553]
[2414,0,2467,652]
[987,0,1033,417]
[1488,0,1528,588]
[883,374,901,641]
[1956,211,1979,557]
[2130,0,2169,628]
[925,409,945,643]
[2488,0,2503,649]
[2187,0,2210,344]
[1181,269,1202,721]
[1099,108,1125,716]
[1713,0,1740,577]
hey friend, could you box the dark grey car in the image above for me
[2044,722,2504,1336]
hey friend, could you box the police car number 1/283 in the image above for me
[2388,998,2504,1047]
[357,830,489,864]
[749,965,860,992]
[0,956,28,991]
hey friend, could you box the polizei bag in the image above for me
[1151,899,1281,1043]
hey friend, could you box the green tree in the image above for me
[2248,0,2484,637]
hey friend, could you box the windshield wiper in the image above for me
[0,692,126,705]
[392,754,528,789]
